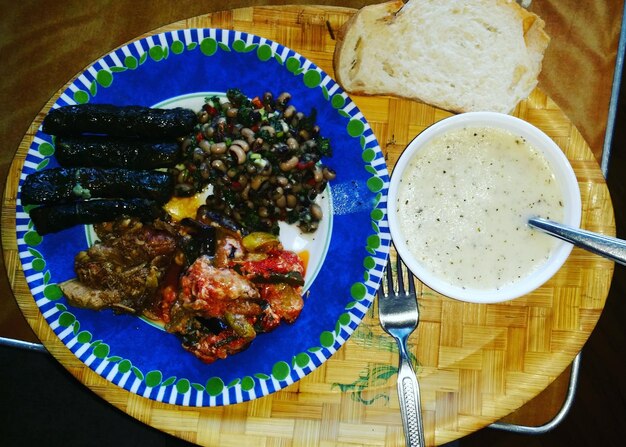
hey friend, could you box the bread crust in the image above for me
[332,0,550,114]
[332,1,404,90]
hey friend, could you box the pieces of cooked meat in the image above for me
[60,219,177,314]
[58,214,307,364]
[177,255,260,318]
[164,234,306,363]
[59,279,121,311]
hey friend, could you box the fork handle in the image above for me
[397,349,426,447]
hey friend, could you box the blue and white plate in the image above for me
[16,29,390,406]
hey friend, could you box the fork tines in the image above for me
[379,255,416,297]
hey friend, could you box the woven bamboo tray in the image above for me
[1,5,615,446]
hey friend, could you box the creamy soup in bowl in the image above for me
[387,112,581,303]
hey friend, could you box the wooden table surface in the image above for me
[1,1,623,446]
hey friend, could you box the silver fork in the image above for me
[378,255,426,447]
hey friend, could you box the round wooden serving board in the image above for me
[1,5,616,446]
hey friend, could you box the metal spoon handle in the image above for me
[528,217,626,266]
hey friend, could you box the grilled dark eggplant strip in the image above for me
[28,198,164,235]
[21,167,174,205]
[196,206,250,236]
[55,135,181,169]
[42,104,197,138]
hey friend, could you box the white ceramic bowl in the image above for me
[387,112,581,303]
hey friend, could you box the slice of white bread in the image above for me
[333,0,550,113]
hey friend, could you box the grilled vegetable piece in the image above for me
[257,282,304,324]
[241,232,281,252]
[236,248,306,286]
[178,218,217,267]
[196,206,249,236]
[54,135,181,169]
[21,167,174,205]
[28,198,164,235]
[42,104,197,138]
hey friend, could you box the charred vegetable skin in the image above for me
[55,135,181,169]
[42,104,197,139]
[175,88,336,234]
[28,198,164,235]
[24,103,189,234]
[21,167,174,205]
